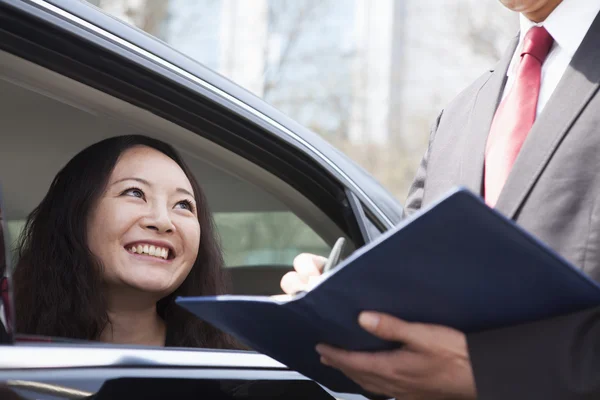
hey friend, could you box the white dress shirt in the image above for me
[501,0,600,116]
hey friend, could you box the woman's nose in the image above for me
[144,205,175,233]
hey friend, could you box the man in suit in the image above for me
[282,0,600,398]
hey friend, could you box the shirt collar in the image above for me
[507,0,600,76]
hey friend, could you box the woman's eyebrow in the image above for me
[176,188,195,199]
[112,177,150,186]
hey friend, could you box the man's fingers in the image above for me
[280,254,327,294]
[316,344,380,373]
[293,253,327,275]
[280,271,308,294]
[358,312,438,350]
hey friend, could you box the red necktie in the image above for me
[484,26,553,207]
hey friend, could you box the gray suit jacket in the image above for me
[403,13,600,400]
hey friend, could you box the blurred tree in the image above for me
[262,0,356,143]
[88,0,170,39]
[454,0,519,62]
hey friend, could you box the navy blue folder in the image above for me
[177,187,600,395]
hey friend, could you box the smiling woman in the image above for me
[12,135,237,349]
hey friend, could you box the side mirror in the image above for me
[0,196,14,344]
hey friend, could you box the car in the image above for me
[0,0,403,398]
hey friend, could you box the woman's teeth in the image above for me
[128,244,169,260]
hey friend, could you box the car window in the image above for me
[215,211,329,267]
[0,55,344,298]
[4,212,330,269]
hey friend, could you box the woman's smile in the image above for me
[124,240,176,261]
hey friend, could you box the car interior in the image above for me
[0,49,354,301]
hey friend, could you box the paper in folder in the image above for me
[176,187,600,395]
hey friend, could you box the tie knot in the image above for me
[521,26,553,63]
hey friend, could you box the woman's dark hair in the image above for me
[13,135,236,348]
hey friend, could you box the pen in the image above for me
[322,237,346,274]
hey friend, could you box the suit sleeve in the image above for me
[403,110,444,218]
[468,305,600,399]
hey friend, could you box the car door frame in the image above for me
[0,343,369,399]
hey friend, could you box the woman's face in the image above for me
[87,146,201,298]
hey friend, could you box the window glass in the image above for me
[6,220,24,247]
[4,220,24,272]
[215,211,330,267]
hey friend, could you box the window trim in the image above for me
[345,189,374,244]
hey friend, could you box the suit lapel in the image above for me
[460,35,518,194]
[495,14,600,218]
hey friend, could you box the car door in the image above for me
[0,343,363,399]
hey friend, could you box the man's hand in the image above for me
[316,312,477,400]
[281,256,477,399]
[280,253,327,294]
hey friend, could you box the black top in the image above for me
[164,325,175,347]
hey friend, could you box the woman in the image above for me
[13,135,236,348]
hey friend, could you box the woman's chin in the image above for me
[120,272,182,298]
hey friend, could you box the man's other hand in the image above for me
[280,253,327,294]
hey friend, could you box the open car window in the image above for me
[0,49,354,299]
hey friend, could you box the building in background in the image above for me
[348,0,398,145]
[218,0,268,97]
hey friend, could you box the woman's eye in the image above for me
[122,188,145,199]
[175,200,195,212]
